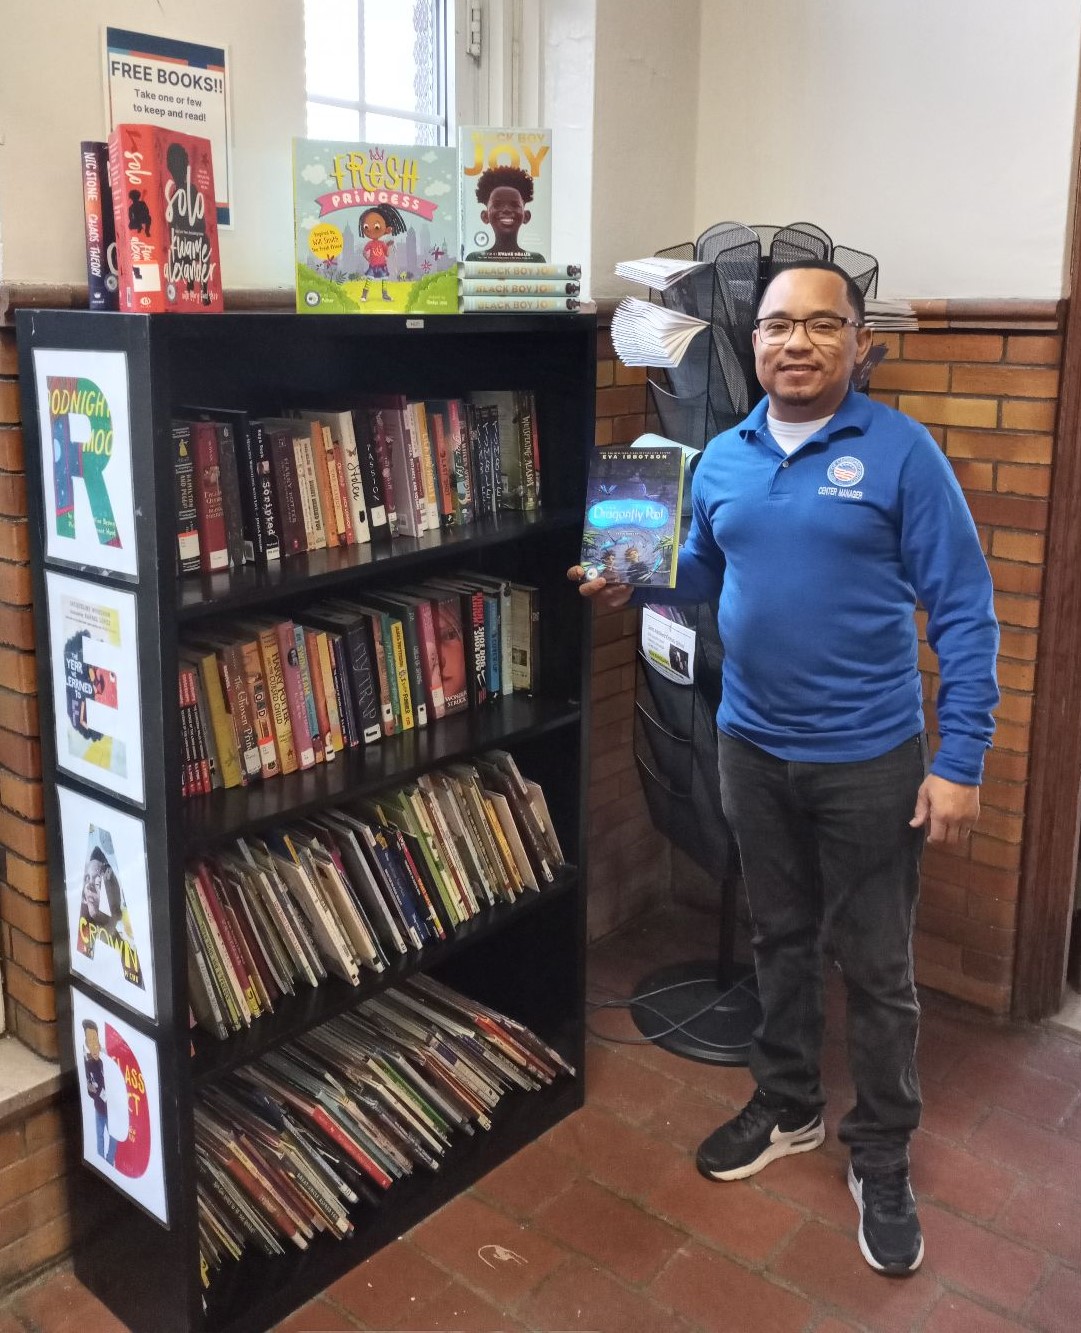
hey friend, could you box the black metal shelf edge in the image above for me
[202,1069,584,1333]
[191,869,578,1085]
[176,510,580,620]
[181,695,580,847]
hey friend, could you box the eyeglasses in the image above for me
[753,315,863,345]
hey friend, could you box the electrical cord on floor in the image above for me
[586,975,757,1052]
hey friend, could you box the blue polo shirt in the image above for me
[636,390,999,784]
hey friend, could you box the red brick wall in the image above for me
[585,328,671,941]
[868,326,1060,1015]
[0,1103,69,1288]
[0,326,53,1058]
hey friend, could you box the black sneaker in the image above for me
[695,1088,825,1181]
[848,1163,924,1275]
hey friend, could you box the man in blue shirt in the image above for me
[570,260,999,1276]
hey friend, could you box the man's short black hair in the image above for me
[760,259,866,323]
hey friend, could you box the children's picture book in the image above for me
[108,122,223,313]
[293,139,459,314]
[458,127,552,264]
[59,786,155,1018]
[580,439,687,588]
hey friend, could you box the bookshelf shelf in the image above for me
[181,695,581,847]
[176,509,581,621]
[17,308,595,1333]
[191,868,578,1085]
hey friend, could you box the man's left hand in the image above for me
[909,774,980,845]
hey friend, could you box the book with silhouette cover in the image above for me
[108,123,223,313]
[580,439,686,588]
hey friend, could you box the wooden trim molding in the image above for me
[1012,303,1081,1020]
[4,284,1059,331]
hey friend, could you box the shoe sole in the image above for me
[848,1166,925,1275]
[697,1119,825,1181]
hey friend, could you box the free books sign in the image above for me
[104,27,233,227]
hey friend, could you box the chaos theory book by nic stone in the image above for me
[293,139,459,315]
[580,442,687,589]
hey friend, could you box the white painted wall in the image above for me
[0,0,305,290]
[2,2,1078,299]
[693,0,1081,299]
[590,0,702,300]
[543,0,597,296]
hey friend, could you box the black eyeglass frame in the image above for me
[752,315,864,345]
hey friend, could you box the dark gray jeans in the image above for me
[717,729,927,1173]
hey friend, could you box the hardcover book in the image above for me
[458,127,552,264]
[80,141,119,311]
[292,139,458,315]
[580,442,686,589]
[108,123,223,313]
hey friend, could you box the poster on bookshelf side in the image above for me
[58,786,156,1020]
[47,572,144,805]
[71,987,168,1226]
[458,127,552,264]
[32,349,138,578]
[293,139,459,314]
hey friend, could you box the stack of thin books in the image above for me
[610,296,708,368]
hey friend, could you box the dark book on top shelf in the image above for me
[80,141,119,311]
[580,440,686,588]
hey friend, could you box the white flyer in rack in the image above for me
[71,987,168,1226]
[47,572,144,804]
[58,786,156,1020]
[32,349,138,578]
[640,605,696,686]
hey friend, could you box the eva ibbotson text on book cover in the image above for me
[580,440,686,589]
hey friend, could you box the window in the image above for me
[304,0,450,145]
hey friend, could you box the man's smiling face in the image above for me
[753,268,872,422]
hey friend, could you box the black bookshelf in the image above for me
[17,309,595,1333]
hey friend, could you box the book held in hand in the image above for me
[580,437,687,588]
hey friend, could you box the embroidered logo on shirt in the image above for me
[827,456,864,486]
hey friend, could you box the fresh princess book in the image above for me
[458,127,552,264]
[580,439,687,588]
[293,139,459,314]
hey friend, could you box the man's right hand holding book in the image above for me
[566,564,635,611]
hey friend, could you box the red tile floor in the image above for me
[3,905,1081,1332]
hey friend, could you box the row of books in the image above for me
[174,391,541,576]
[197,975,573,1285]
[177,577,539,797]
[185,756,565,1038]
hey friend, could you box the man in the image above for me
[570,260,998,1276]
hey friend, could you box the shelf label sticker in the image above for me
[32,349,139,579]
[71,987,169,1226]
[47,571,144,805]
[59,785,157,1020]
